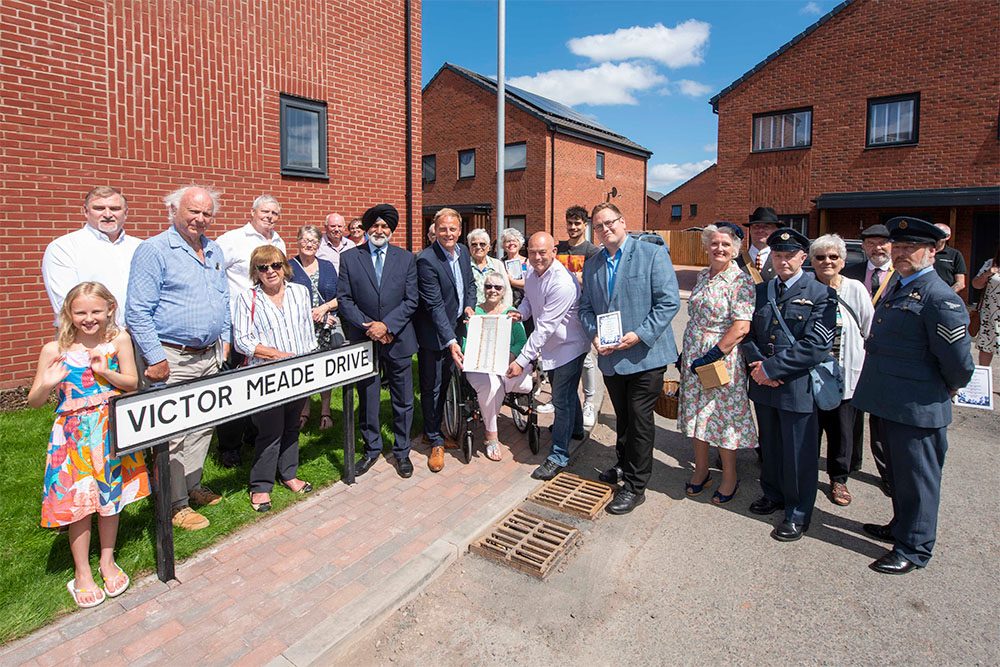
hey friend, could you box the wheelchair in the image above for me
[441,364,541,463]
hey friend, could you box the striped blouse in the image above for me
[233,282,317,365]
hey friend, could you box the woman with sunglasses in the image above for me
[233,246,317,512]
[809,234,874,506]
[468,228,512,309]
[464,273,530,461]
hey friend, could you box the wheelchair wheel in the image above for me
[462,432,474,464]
[442,373,461,441]
[528,422,540,455]
[511,392,530,433]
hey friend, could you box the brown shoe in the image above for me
[831,482,852,506]
[428,446,445,472]
[443,437,459,450]
[172,506,210,530]
[188,487,222,507]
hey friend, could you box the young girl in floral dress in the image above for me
[28,282,149,608]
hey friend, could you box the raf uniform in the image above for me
[740,228,837,541]
[852,217,974,574]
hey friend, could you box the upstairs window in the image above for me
[280,94,328,178]
[422,155,436,183]
[458,149,476,179]
[752,108,812,152]
[504,142,527,171]
[671,205,682,221]
[690,204,698,217]
[867,93,919,147]
[596,151,605,179]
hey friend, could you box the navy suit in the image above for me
[741,272,837,526]
[414,242,477,447]
[337,243,418,459]
[852,268,974,567]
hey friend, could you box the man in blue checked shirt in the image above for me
[125,185,231,531]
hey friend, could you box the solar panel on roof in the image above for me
[504,84,617,134]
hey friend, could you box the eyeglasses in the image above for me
[484,284,504,291]
[592,217,622,233]
[256,262,284,273]
[470,242,488,248]
[813,254,840,261]
[299,239,319,247]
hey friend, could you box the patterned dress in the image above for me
[678,263,758,449]
[41,343,149,527]
[975,259,1000,355]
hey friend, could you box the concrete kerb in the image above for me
[283,406,601,665]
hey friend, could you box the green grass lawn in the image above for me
[0,367,421,644]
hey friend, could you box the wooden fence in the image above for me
[652,230,709,267]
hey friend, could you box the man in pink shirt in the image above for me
[315,212,355,273]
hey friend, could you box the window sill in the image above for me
[750,145,811,154]
[864,141,918,150]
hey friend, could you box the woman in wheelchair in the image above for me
[464,273,531,461]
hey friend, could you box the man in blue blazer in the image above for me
[337,204,419,478]
[741,228,837,542]
[414,208,477,473]
[579,203,681,514]
[852,217,974,574]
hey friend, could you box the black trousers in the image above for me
[755,404,819,526]
[359,351,413,459]
[603,365,666,495]
[249,397,308,493]
[877,417,947,567]
[818,398,860,484]
[216,348,256,454]
[417,346,453,447]
[869,414,892,492]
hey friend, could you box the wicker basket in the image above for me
[654,379,680,419]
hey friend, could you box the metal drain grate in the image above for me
[528,472,614,519]
[469,508,578,579]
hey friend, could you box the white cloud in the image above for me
[800,2,822,15]
[507,62,666,106]
[676,79,714,98]
[648,160,715,190]
[567,20,711,68]
[703,142,717,153]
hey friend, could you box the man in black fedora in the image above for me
[735,206,780,284]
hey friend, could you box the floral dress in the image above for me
[975,259,1000,355]
[678,263,758,450]
[41,343,149,527]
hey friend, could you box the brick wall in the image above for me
[649,164,718,230]
[0,0,421,389]
[715,0,999,225]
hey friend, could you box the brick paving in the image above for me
[1,395,565,666]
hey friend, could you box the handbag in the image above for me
[767,281,844,411]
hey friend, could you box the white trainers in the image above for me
[536,402,555,414]
[582,402,596,427]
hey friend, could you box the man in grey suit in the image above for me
[579,203,681,514]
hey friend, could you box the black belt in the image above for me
[162,341,213,354]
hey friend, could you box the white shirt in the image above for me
[41,224,142,326]
[232,282,317,365]
[749,244,771,267]
[216,222,286,316]
[516,260,590,371]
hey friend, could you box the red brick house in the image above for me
[422,63,651,242]
[710,0,999,292]
[0,0,422,389]
[648,164,718,231]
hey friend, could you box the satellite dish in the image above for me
[611,187,619,198]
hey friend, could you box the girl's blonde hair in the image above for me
[57,282,119,350]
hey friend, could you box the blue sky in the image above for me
[421,0,835,193]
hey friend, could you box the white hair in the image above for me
[164,185,221,221]
[500,227,524,246]
[809,234,847,261]
[700,224,742,257]
[467,228,490,245]
[252,194,281,214]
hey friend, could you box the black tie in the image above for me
[777,282,787,298]
[871,268,882,296]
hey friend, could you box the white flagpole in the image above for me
[496,0,505,258]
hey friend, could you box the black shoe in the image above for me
[771,520,808,542]
[356,454,380,476]
[862,523,894,543]
[220,449,242,469]
[748,497,785,515]
[396,456,413,478]
[598,466,623,485]
[572,431,587,441]
[607,488,645,515]
[531,459,564,480]
[869,550,919,575]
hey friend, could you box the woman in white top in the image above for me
[468,228,513,309]
[809,234,874,507]
[234,246,317,513]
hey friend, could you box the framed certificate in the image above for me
[505,259,524,281]
[597,311,623,347]
[463,315,513,375]
[953,365,994,410]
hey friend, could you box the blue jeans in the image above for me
[546,353,586,467]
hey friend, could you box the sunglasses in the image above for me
[256,262,284,273]
[813,254,841,261]
[470,242,488,248]
[484,284,504,291]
